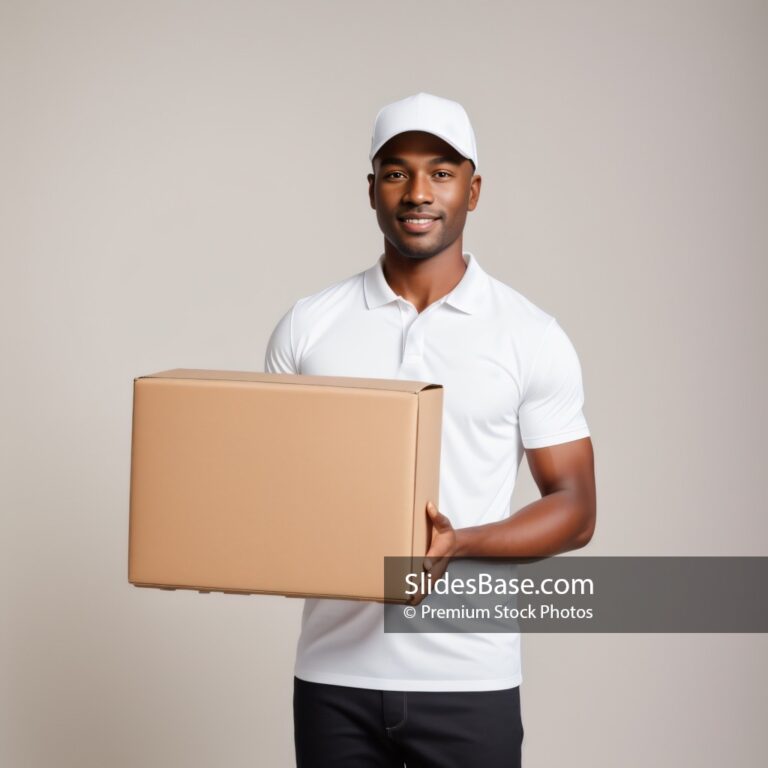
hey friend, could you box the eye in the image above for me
[384,171,406,180]
[434,171,452,179]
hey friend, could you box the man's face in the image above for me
[367,131,481,261]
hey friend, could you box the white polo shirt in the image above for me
[264,251,590,691]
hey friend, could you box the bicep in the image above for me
[525,437,597,546]
[525,437,595,497]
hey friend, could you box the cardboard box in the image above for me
[128,369,443,603]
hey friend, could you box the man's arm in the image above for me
[452,436,596,558]
[411,439,595,605]
[422,317,595,578]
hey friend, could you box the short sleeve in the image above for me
[518,319,590,449]
[264,303,299,374]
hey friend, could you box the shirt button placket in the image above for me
[398,300,427,379]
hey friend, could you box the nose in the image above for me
[403,171,433,205]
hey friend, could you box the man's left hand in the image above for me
[407,501,457,606]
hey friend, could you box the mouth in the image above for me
[397,215,440,234]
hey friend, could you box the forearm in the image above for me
[453,490,594,559]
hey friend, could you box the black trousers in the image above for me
[293,676,523,768]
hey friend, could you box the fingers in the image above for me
[406,590,424,607]
[409,502,455,606]
[421,552,450,584]
[427,501,452,532]
[407,554,450,606]
[425,554,450,582]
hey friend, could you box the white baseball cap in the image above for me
[369,92,478,172]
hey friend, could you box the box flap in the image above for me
[136,368,441,394]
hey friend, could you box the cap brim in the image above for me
[370,128,476,171]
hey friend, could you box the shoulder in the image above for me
[264,269,366,373]
[481,269,557,349]
[477,265,586,387]
[488,274,553,323]
[268,268,365,336]
[290,269,366,328]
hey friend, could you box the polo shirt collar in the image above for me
[363,251,484,315]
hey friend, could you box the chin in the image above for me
[391,239,445,261]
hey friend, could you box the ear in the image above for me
[367,173,376,210]
[467,174,482,212]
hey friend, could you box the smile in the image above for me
[399,217,439,233]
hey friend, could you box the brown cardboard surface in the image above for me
[128,370,443,603]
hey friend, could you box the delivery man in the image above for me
[264,92,596,768]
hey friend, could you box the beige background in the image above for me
[2,1,766,766]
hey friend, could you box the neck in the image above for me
[381,240,467,314]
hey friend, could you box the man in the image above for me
[264,92,596,767]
